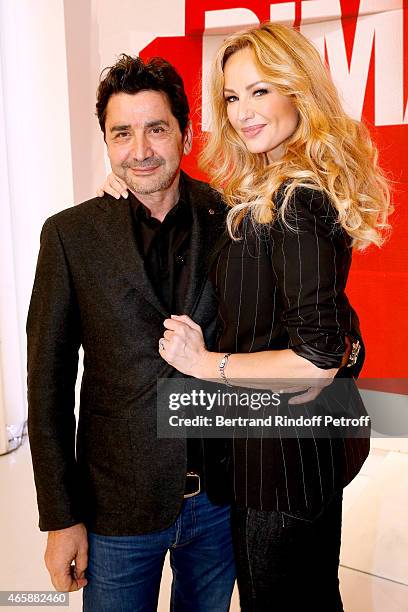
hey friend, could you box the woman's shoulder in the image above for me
[276,182,333,212]
[274,182,339,230]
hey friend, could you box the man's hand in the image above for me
[45,523,88,592]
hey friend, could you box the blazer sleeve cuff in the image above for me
[291,341,344,369]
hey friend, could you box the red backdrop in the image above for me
[140,0,408,378]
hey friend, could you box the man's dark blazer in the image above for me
[27,172,227,536]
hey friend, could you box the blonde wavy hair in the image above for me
[199,22,391,249]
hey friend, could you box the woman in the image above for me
[101,23,390,611]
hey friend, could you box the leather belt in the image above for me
[184,472,201,498]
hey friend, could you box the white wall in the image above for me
[0,0,74,452]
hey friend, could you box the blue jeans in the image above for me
[83,492,235,611]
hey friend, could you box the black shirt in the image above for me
[128,182,204,478]
[132,193,191,313]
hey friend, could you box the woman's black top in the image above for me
[209,187,369,515]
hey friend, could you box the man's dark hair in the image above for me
[96,54,190,136]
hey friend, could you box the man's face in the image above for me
[105,90,191,195]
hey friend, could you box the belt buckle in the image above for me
[184,472,201,499]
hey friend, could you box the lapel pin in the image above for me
[209,208,215,215]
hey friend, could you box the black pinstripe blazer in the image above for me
[209,187,369,516]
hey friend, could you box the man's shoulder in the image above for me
[182,172,226,211]
[43,194,118,229]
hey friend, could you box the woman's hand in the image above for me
[96,173,129,199]
[159,315,210,377]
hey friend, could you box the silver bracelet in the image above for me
[219,352,232,387]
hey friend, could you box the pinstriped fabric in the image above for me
[313,210,322,328]
[245,435,249,508]
[266,285,277,348]
[291,201,324,505]
[304,404,324,503]
[234,244,244,353]
[277,399,291,511]
[294,201,306,340]
[215,240,231,353]
[330,233,342,351]
[209,187,369,513]
[245,232,261,506]
[288,403,309,509]
[259,406,265,511]
[248,234,260,353]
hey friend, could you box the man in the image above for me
[27,55,235,611]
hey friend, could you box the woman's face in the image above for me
[223,47,299,162]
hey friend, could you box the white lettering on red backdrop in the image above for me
[202,0,405,130]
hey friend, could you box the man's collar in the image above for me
[127,171,189,223]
